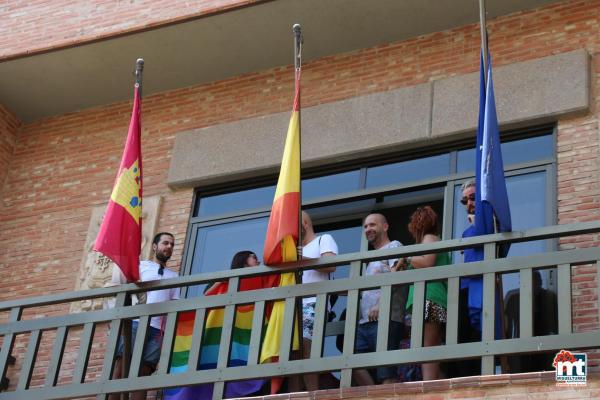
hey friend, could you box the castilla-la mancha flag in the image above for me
[94,85,142,282]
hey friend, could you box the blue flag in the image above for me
[467,53,512,337]
[474,54,512,256]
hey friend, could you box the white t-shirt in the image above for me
[359,240,402,324]
[302,234,338,305]
[138,260,180,329]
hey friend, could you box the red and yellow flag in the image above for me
[94,85,142,282]
[261,71,301,393]
[263,72,301,265]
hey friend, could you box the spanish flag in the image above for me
[263,71,301,265]
[261,71,301,393]
[94,85,142,282]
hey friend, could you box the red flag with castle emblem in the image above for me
[94,85,142,282]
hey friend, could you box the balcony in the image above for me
[1,221,599,399]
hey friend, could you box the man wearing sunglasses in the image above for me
[453,180,484,377]
[110,232,180,400]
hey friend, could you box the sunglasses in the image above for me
[460,194,476,205]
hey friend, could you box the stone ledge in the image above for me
[431,49,590,137]
[168,49,590,189]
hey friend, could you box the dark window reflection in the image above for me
[457,134,553,173]
[196,170,362,218]
[303,170,361,200]
[196,186,275,218]
[366,154,450,188]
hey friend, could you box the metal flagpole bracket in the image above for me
[293,24,302,72]
[135,58,145,92]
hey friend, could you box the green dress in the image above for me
[406,251,451,310]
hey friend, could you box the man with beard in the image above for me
[452,180,483,377]
[353,213,405,385]
[110,232,180,400]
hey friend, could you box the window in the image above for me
[184,128,555,287]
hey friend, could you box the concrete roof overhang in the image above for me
[0,0,559,123]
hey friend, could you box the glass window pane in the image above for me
[302,170,360,200]
[196,186,275,218]
[383,186,445,205]
[457,134,553,173]
[187,217,269,297]
[452,171,547,256]
[196,170,361,218]
[504,171,547,255]
[365,154,450,189]
[452,171,547,296]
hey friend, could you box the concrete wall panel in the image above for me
[432,49,589,137]
[168,50,590,188]
[168,83,432,187]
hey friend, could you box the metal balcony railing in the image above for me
[1,221,600,399]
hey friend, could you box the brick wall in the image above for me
[1,0,600,392]
[279,372,599,400]
[0,105,19,194]
[0,0,259,60]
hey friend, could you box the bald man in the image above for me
[354,213,405,385]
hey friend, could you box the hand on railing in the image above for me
[368,305,379,322]
[391,258,408,271]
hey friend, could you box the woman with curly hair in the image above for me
[396,206,450,380]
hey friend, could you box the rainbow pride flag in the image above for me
[164,277,277,399]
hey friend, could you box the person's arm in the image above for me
[319,234,338,273]
[403,234,438,269]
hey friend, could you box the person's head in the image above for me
[230,250,260,269]
[152,232,175,264]
[363,213,390,249]
[407,206,439,244]
[461,180,476,215]
[301,211,315,238]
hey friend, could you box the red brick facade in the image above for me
[279,372,599,400]
[0,106,19,189]
[1,0,600,394]
[0,0,259,60]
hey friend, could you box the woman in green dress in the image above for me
[396,206,450,380]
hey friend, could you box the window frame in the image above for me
[180,124,557,280]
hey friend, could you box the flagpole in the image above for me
[290,23,307,380]
[477,3,510,371]
[293,24,302,253]
[120,58,144,399]
[478,0,488,86]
